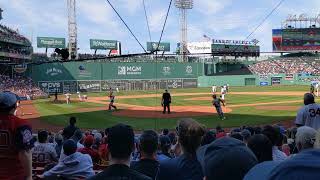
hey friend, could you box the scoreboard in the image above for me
[273,28,320,52]
[211,44,260,57]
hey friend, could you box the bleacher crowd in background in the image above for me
[249,58,320,75]
[0,75,46,98]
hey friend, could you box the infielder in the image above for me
[65,93,71,104]
[212,84,217,93]
[221,86,226,100]
[212,94,226,120]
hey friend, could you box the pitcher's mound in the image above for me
[113,106,232,118]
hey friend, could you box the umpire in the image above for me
[162,90,171,114]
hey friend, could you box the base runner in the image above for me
[212,94,226,120]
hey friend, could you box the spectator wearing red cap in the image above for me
[78,135,100,164]
[0,92,35,180]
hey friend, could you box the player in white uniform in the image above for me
[220,86,226,100]
[212,84,217,93]
[295,93,320,130]
[315,83,319,97]
[65,93,71,104]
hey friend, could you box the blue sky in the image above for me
[1,0,320,54]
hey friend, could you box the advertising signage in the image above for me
[37,37,66,48]
[147,42,170,52]
[90,39,118,50]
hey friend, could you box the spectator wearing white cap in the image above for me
[295,126,317,152]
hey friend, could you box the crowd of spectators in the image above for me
[0,75,47,98]
[249,58,320,75]
[0,24,31,45]
[20,115,320,180]
[2,92,320,180]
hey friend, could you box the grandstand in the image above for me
[0,24,32,63]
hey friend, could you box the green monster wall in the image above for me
[28,62,203,82]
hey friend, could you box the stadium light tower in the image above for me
[67,0,78,59]
[175,0,193,62]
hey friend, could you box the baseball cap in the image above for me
[197,137,258,180]
[0,92,19,109]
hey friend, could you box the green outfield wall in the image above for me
[27,62,203,93]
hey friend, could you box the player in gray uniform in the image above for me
[212,94,226,120]
[295,93,320,130]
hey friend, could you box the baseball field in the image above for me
[20,85,316,131]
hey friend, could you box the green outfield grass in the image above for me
[33,85,312,130]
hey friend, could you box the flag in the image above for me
[203,34,211,42]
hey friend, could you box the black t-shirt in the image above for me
[62,125,78,139]
[162,93,171,104]
[88,164,152,180]
[131,159,159,180]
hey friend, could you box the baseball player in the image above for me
[65,93,71,104]
[310,84,315,96]
[315,83,319,97]
[295,93,320,130]
[221,86,226,101]
[212,94,226,120]
[108,90,117,111]
[77,92,83,101]
[212,84,217,93]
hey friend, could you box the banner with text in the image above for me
[90,39,118,50]
[147,42,170,52]
[37,37,66,48]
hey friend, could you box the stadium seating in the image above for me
[0,75,47,98]
[249,57,320,75]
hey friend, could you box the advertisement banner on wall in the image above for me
[285,74,294,80]
[63,81,78,93]
[38,81,63,94]
[78,81,101,92]
[260,82,269,86]
[187,42,212,54]
[167,79,183,89]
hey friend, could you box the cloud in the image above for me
[148,8,168,32]
[118,0,142,14]
[195,0,232,15]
